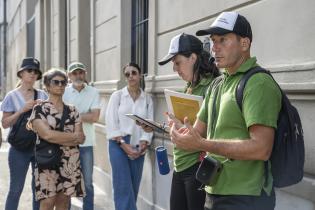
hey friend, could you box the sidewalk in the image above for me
[0,109,114,210]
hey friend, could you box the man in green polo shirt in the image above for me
[169,12,281,210]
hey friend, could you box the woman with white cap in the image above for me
[1,57,47,210]
[158,33,220,210]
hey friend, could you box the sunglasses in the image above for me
[124,70,138,78]
[25,69,40,75]
[50,79,68,87]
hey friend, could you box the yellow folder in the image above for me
[164,89,203,124]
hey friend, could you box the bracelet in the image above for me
[117,139,126,146]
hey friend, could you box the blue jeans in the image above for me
[108,136,145,210]
[79,146,94,210]
[5,146,39,210]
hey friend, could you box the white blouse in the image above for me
[105,86,153,146]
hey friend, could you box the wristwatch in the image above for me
[117,139,125,146]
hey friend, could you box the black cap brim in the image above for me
[158,53,176,66]
[196,27,232,36]
[20,65,40,71]
[18,66,42,80]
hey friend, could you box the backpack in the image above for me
[236,66,305,188]
[7,89,38,151]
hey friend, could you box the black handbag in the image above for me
[7,90,38,151]
[35,104,69,169]
[196,155,222,186]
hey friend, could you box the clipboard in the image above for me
[125,114,169,134]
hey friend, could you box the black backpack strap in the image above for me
[235,66,270,112]
[235,66,276,187]
[33,89,38,100]
[59,105,70,131]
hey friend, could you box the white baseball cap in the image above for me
[196,12,252,42]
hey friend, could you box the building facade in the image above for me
[4,0,315,209]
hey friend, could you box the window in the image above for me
[131,0,148,88]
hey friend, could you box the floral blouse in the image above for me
[28,101,85,200]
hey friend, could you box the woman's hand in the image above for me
[139,140,149,155]
[136,121,154,133]
[35,99,44,105]
[73,131,85,144]
[21,100,37,113]
[112,136,123,143]
[121,143,141,159]
[73,122,85,145]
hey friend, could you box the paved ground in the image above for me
[0,107,114,210]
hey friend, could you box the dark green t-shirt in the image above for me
[197,57,281,195]
[173,76,214,172]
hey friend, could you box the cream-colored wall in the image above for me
[93,0,121,82]
[51,0,66,68]
[6,0,27,90]
[68,0,78,62]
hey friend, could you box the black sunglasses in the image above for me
[50,79,68,87]
[25,69,40,75]
[124,70,138,78]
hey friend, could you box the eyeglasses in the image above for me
[50,79,68,87]
[124,70,138,78]
[25,69,39,75]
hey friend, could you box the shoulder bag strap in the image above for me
[59,105,70,131]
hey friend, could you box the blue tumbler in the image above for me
[155,146,170,175]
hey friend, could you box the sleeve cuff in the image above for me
[140,133,153,145]
[106,130,123,140]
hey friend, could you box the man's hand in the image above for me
[166,112,184,130]
[170,117,204,152]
